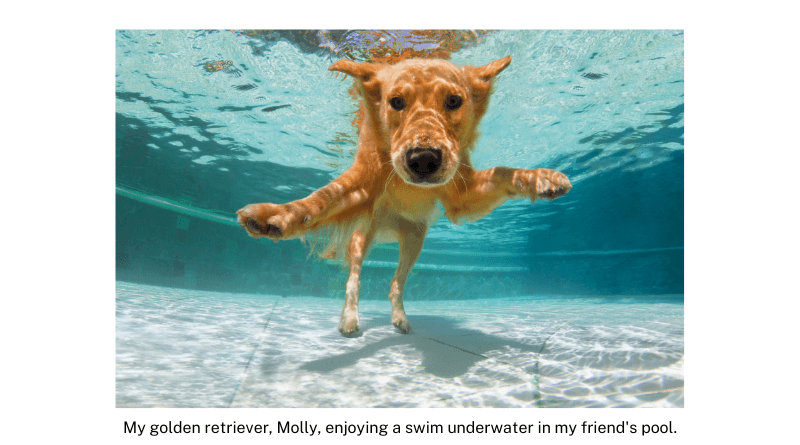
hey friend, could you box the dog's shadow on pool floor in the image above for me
[297,315,544,379]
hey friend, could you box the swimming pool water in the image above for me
[115,30,683,407]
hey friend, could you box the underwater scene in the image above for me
[116,30,684,407]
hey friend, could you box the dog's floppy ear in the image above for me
[329,60,382,100]
[472,56,511,82]
[465,56,511,93]
[465,56,511,118]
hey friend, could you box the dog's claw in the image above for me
[338,317,360,337]
[536,173,571,200]
[246,220,284,237]
[392,317,411,334]
[269,224,283,237]
[246,219,262,233]
[514,169,571,202]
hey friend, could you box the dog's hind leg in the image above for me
[339,225,374,337]
[389,219,427,334]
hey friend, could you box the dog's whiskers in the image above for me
[455,169,468,200]
[454,162,469,197]
[384,169,396,194]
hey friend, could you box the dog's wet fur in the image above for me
[237,57,571,336]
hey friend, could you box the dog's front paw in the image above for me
[392,311,411,334]
[513,168,572,202]
[339,312,360,337]
[236,203,299,241]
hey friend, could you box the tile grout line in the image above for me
[420,328,562,408]
[418,326,680,408]
[421,337,488,359]
[226,297,282,407]
[532,321,571,407]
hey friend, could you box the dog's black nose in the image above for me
[406,147,442,178]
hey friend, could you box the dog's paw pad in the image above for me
[236,204,290,239]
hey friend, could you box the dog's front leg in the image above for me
[339,226,374,336]
[441,166,572,224]
[388,219,427,333]
[236,171,368,240]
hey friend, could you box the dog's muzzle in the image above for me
[405,147,442,181]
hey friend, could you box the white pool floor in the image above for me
[116,281,683,408]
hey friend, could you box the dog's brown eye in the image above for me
[445,95,463,110]
[390,96,405,111]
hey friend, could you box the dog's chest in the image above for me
[372,200,443,245]
[381,182,442,223]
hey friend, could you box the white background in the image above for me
[2,0,796,443]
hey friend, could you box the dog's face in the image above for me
[330,57,511,187]
[380,59,473,187]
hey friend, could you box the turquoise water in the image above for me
[115,30,683,407]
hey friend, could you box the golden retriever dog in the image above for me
[236,56,571,336]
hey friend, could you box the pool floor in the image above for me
[116,282,683,408]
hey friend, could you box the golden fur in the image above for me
[237,57,571,336]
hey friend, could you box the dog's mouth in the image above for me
[407,176,446,187]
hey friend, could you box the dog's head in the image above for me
[329,57,511,187]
